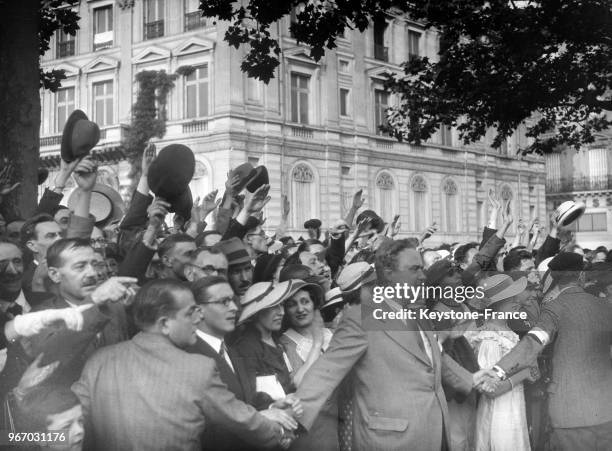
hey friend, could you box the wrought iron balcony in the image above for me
[144,20,164,40]
[546,175,612,193]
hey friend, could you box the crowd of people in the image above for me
[1,119,612,451]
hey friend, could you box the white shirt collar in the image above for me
[196,329,224,354]
[15,290,31,313]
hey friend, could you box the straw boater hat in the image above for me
[553,201,586,227]
[470,274,527,310]
[336,262,377,292]
[238,279,321,324]
[67,183,125,227]
[321,287,344,311]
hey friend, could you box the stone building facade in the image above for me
[38,0,546,244]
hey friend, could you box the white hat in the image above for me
[554,201,585,227]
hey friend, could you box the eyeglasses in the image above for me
[200,296,239,307]
[246,231,266,238]
[90,238,107,246]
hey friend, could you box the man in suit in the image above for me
[294,239,490,451]
[72,279,296,451]
[1,238,135,394]
[186,275,261,450]
[488,252,612,450]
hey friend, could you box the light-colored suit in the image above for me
[72,332,281,451]
[295,301,473,451]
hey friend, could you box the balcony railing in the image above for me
[546,175,612,193]
[374,44,388,62]
[291,126,314,139]
[184,11,206,31]
[56,40,75,58]
[182,120,208,133]
[144,20,164,40]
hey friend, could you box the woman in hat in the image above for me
[466,275,534,451]
[279,281,339,451]
[231,281,297,409]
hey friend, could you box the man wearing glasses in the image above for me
[184,247,228,282]
[187,276,294,451]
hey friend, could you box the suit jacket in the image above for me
[498,286,612,428]
[0,295,128,397]
[186,336,259,451]
[72,332,281,451]
[294,301,473,451]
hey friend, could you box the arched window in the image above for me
[375,171,395,222]
[411,175,428,231]
[442,178,459,232]
[291,162,317,228]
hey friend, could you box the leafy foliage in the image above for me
[199,0,612,154]
[39,0,80,91]
[121,70,177,194]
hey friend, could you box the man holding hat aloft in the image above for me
[486,252,612,450]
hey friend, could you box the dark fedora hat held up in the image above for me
[61,110,101,163]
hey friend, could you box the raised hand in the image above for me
[390,215,401,237]
[141,143,157,176]
[488,188,501,210]
[73,156,98,191]
[200,189,220,217]
[352,189,365,210]
[419,222,438,243]
[90,276,139,305]
[281,194,290,219]
[501,199,513,226]
[147,198,171,221]
[225,172,241,196]
[246,184,271,214]
[517,218,526,235]
[0,162,20,200]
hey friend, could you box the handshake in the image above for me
[260,395,303,449]
[472,369,507,398]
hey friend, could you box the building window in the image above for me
[291,163,317,228]
[376,171,395,221]
[184,0,206,31]
[56,87,75,133]
[575,212,607,232]
[374,89,389,135]
[440,125,452,146]
[339,59,350,73]
[144,0,164,40]
[373,17,388,61]
[411,175,428,231]
[442,179,459,232]
[339,88,350,117]
[185,65,209,118]
[93,6,113,51]
[56,30,75,58]
[93,81,113,126]
[290,73,310,124]
[408,30,421,60]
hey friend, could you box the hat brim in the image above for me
[488,277,528,305]
[61,110,89,163]
[66,183,125,225]
[321,295,345,310]
[167,189,193,221]
[246,166,269,193]
[555,203,585,226]
[238,282,292,325]
[232,163,256,193]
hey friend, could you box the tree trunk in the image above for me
[0,0,41,219]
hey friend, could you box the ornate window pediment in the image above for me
[293,163,314,183]
[376,172,394,190]
[443,179,458,196]
[411,175,428,192]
